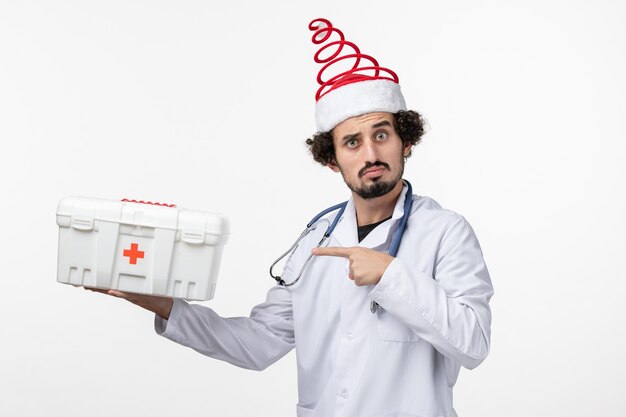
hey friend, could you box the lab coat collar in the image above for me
[331,183,410,250]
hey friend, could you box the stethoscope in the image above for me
[269,180,413,312]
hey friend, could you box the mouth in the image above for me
[359,162,390,179]
[362,166,386,179]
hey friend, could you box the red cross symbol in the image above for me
[123,243,144,265]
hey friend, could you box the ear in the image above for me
[403,142,412,157]
[326,160,340,173]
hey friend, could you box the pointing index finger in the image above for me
[312,246,355,258]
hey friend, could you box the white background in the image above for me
[1,1,625,416]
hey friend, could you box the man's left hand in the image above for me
[312,246,394,286]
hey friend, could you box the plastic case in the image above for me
[56,197,229,301]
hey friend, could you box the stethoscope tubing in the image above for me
[270,180,412,288]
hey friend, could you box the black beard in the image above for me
[348,178,398,199]
[343,159,405,199]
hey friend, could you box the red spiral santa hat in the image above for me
[309,18,407,132]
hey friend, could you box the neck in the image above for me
[353,180,404,226]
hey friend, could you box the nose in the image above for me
[362,138,378,163]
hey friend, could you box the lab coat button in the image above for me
[340,389,348,399]
[346,332,353,340]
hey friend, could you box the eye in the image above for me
[346,139,359,148]
[375,131,388,141]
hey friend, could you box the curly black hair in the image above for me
[305,110,426,166]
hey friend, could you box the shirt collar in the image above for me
[330,182,410,249]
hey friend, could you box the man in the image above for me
[94,18,493,417]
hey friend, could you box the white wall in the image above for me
[1,1,624,416]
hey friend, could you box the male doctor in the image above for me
[94,18,493,417]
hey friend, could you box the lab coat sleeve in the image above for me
[154,284,295,371]
[369,215,493,370]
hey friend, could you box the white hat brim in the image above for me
[315,79,407,132]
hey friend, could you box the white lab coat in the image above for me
[155,184,493,417]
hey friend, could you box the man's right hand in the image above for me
[85,288,174,320]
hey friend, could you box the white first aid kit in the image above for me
[56,197,229,301]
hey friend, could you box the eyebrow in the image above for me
[340,120,393,143]
[341,132,360,143]
[372,120,392,129]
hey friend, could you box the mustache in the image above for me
[358,161,390,177]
